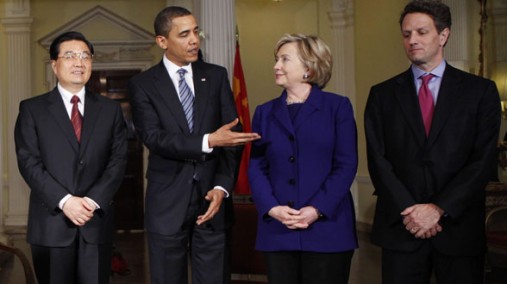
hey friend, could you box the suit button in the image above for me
[288,156,295,163]
[289,178,295,185]
[288,135,295,141]
[79,160,84,165]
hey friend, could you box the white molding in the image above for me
[4,0,30,18]
[1,14,33,228]
[38,5,154,49]
[38,5,156,90]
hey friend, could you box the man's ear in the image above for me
[439,28,450,47]
[50,60,57,74]
[155,35,168,50]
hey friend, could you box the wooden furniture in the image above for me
[0,242,36,284]
[231,202,267,283]
[485,183,507,271]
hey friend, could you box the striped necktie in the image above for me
[177,69,194,132]
[70,95,82,143]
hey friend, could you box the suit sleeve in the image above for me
[84,103,128,209]
[15,101,70,210]
[364,87,418,223]
[432,81,500,218]
[306,98,358,218]
[248,106,280,216]
[128,79,205,161]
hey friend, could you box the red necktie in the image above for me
[418,74,435,136]
[71,96,82,143]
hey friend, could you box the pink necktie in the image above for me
[71,96,82,143]
[418,74,434,136]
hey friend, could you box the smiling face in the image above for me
[51,40,92,93]
[156,15,200,66]
[401,12,449,71]
[273,42,308,89]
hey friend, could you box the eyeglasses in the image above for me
[57,51,93,61]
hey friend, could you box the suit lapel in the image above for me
[272,91,295,135]
[47,88,79,152]
[427,64,461,147]
[292,86,320,130]
[153,62,190,133]
[79,91,102,153]
[395,70,426,147]
[192,65,209,134]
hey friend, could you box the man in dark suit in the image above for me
[128,6,260,284]
[15,31,127,284]
[364,1,501,283]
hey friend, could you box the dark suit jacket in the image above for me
[364,64,501,256]
[248,86,358,253]
[128,60,241,235]
[15,88,127,247]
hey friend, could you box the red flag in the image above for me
[233,41,252,195]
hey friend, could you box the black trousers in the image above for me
[382,242,484,284]
[263,250,354,284]
[31,234,112,284]
[147,184,229,284]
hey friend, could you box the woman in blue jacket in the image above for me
[248,34,358,284]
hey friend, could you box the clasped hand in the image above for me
[208,118,260,148]
[401,203,444,239]
[268,206,319,229]
[62,196,96,226]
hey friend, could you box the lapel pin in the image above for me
[201,78,206,82]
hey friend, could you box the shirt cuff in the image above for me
[214,186,229,198]
[202,134,213,153]
[59,194,72,210]
[84,197,100,210]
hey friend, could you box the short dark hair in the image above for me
[49,31,94,60]
[399,0,452,33]
[154,6,192,37]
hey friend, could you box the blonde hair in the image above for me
[274,34,332,89]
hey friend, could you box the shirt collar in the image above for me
[57,83,85,103]
[162,55,193,78]
[411,60,446,79]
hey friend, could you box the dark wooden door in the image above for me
[87,69,144,230]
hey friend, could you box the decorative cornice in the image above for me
[38,5,154,49]
[328,0,354,28]
[0,17,33,32]
[4,0,30,18]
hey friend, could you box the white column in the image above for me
[199,0,235,77]
[1,0,33,227]
[328,0,360,219]
[441,0,470,71]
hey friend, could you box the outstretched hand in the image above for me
[208,118,260,148]
[196,189,225,225]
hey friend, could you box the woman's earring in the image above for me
[303,73,309,79]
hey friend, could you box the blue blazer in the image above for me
[248,85,358,252]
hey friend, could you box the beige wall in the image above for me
[235,0,320,113]
[354,0,409,224]
[0,0,493,227]
[30,0,165,95]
